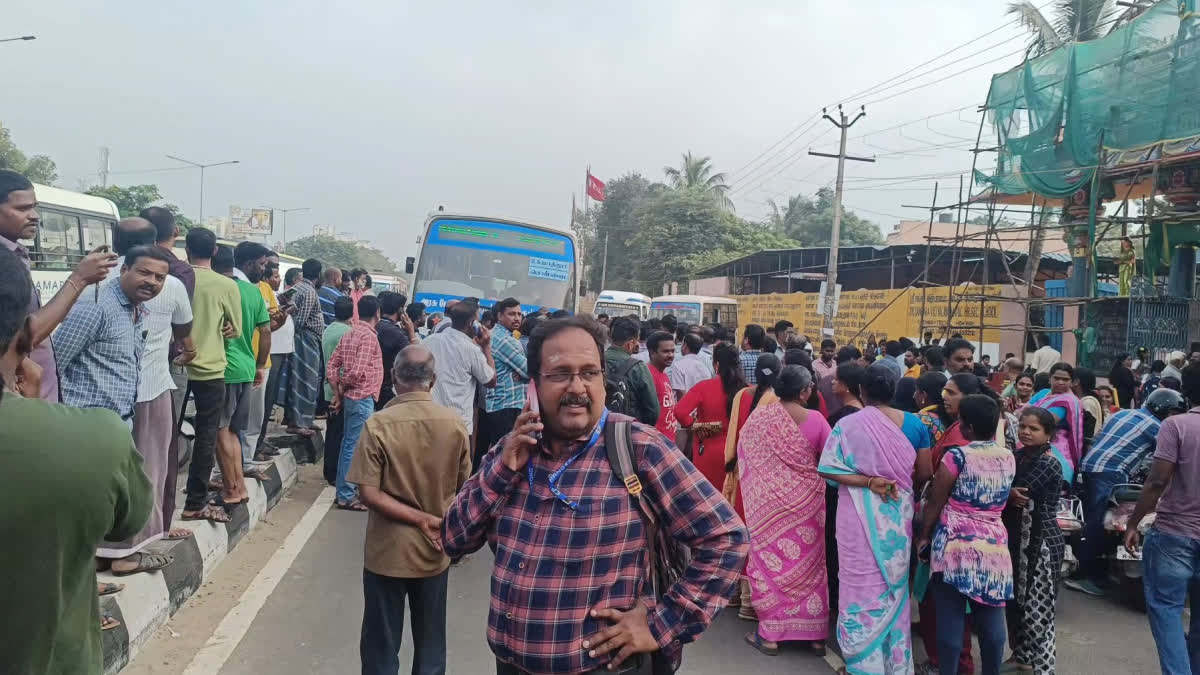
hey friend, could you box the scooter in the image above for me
[1102,483,1153,610]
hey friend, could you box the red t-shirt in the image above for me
[650,365,678,437]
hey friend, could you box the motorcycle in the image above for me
[1103,483,1153,610]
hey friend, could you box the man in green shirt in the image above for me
[213,246,271,506]
[604,317,660,425]
[182,228,242,524]
[321,295,355,484]
[0,245,152,674]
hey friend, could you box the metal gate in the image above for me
[1128,278,1190,363]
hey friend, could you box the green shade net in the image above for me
[979,0,1196,198]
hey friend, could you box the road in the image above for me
[128,465,1164,675]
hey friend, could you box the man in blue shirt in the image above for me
[740,324,766,385]
[317,267,344,326]
[478,297,528,469]
[1066,388,1188,596]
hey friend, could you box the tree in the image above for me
[1007,0,1120,56]
[86,184,163,216]
[0,123,59,185]
[765,188,884,247]
[663,151,734,211]
[284,234,397,273]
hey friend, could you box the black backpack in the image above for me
[605,357,642,416]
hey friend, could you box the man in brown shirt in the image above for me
[347,344,471,675]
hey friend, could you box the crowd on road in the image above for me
[4,162,1200,675]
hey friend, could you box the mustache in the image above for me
[557,394,592,409]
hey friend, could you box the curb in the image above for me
[99,438,308,675]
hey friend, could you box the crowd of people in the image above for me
[7,159,1200,674]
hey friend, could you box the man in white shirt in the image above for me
[423,299,495,435]
[668,333,712,399]
[1029,333,1063,374]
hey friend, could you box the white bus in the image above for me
[594,290,651,319]
[411,212,578,314]
[25,184,120,298]
[650,294,739,327]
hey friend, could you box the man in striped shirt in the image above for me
[480,297,528,467]
[443,315,747,675]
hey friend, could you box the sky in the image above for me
[4,1,1035,262]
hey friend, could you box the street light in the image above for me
[270,206,311,248]
[0,36,36,43]
[165,154,240,224]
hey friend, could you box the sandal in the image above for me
[244,466,271,481]
[210,496,247,508]
[101,613,121,631]
[98,581,124,596]
[164,528,193,541]
[744,631,778,656]
[181,504,232,523]
[287,426,316,437]
[112,552,174,576]
[335,499,368,512]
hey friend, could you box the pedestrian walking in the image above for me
[0,245,153,674]
[180,228,242,524]
[738,365,831,657]
[819,362,933,674]
[480,297,528,465]
[349,345,471,675]
[322,296,355,484]
[442,315,748,675]
[917,394,1015,675]
[1125,396,1200,675]
[328,295,384,510]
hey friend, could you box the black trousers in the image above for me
[324,408,344,484]
[361,568,448,675]
[183,379,225,512]
[476,408,521,471]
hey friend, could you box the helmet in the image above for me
[1143,388,1188,421]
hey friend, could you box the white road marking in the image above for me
[181,486,335,675]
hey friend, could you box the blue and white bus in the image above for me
[411,213,578,315]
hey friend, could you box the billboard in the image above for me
[228,206,273,237]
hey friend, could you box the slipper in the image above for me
[98,581,124,596]
[335,500,368,512]
[101,613,121,632]
[210,496,248,508]
[181,504,232,523]
[744,631,778,656]
[163,528,193,541]
[112,552,173,577]
[244,466,271,481]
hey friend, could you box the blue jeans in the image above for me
[1081,470,1124,585]
[337,396,374,503]
[1143,528,1200,675]
[361,568,448,675]
[930,577,1007,675]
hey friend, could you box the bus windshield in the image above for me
[413,218,576,313]
[650,301,701,323]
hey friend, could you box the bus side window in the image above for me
[717,304,737,328]
[82,216,112,253]
[37,211,81,269]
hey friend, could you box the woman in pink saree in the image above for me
[819,362,933,674]
[738,365,832,656]
[1032,362,1083,483]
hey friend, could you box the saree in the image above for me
[1034,392,1083,483]
[738,402,830,641]
[819,406,916,674]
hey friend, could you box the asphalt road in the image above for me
[128,466,1166,675]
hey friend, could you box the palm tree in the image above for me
[663,151,735,211]
[1006,0,1122,56]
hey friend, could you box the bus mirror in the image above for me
[405,257,415,274]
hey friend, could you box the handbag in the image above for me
[605,419,687,675]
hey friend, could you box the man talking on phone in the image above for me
[442,315,747,675]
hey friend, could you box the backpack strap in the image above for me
[605,419,663,595]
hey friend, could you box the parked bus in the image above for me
[594,290,651,319]
[650,294,738,327]
[411,212,578,314]
[24,184,120,298]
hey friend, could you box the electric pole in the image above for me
[98,147,110,187]
[809,105,874,336]
[600,232,610,291]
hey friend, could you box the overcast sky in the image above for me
[6,1,1030,261]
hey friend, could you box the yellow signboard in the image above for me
[735,285,1004,345]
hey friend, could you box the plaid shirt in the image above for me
[54,281,147,422]
[326,321,384,402]
[442,416,748,675]
[292,279,324,337]
[1081,407,1161,476]
[485,324,528,413]
[739,348,762,385]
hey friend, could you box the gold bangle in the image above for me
[867,477,877,492]
[65,277,84,294]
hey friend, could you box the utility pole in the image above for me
[600,232,610,291]
[98,147,110,187]
[809,105,874,336]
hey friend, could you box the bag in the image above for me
[605,358,643,416]
[605,419,686,675]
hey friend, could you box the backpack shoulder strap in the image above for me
[605,419,662,531]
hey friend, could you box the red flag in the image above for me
[586,172,606,201]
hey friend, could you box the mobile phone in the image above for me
[278,287,297,303]
[526,380,542,442]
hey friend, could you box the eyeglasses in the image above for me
[541,369,603,384]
